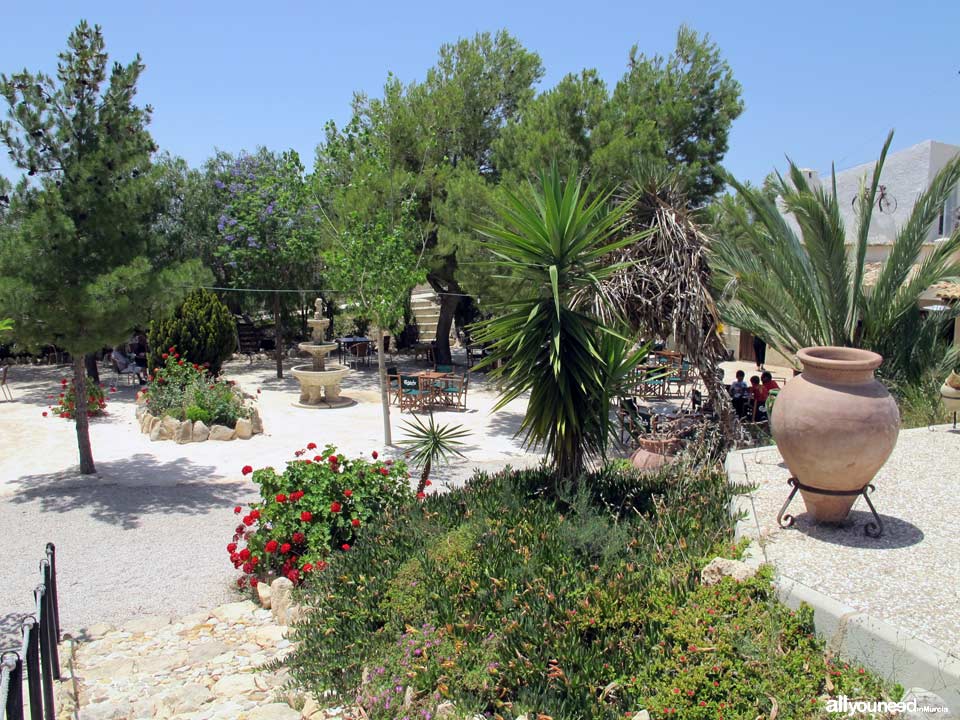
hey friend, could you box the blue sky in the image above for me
[2,0,958,187]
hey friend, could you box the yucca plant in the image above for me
[471,166,648,479]
[712,131,960,383]
[399,414,471,493]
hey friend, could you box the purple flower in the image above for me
[214,179,225,189]
[246,236,258,248]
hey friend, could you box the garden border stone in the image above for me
[135,391,263,442]
[725,448,960,713]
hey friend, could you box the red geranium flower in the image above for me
[234,506,242,514]
[178,359,184,366]
[341,543,350,551]
[302,563,313,572]
[235,524,245,534]
[300,511,313,522]
[250,578,259,588]
[286,569,299,583]
[379,467,388,476]
[280,543,291,554]
[351,518,361,528]
[265,540,279,553]
[304,459,312,464]
[330,501,342,513]
[237,577,246,588]
[372,450,378,459]
[60,379,67,386]
[313,455,322,462]
[243,516,255,526]
[162,353,169,360]
[416,492,426,500]
[424,480,432,487]
[168,346,176,353]
[328,454,337,463]
[343,489,353,498]
[307,442,317,450]
[42,411,48,417]
[250,509,260,519]
[317,560,328,571]
[242,562,252,573]
[276,493,287,503]
[241,465,253,476]
[239,548,250,561]
[227,543,237,553]
[292,532,305,544]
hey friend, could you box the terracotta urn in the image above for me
[630,447,677,473]
[941,371,960,413]
[771,346,899,522]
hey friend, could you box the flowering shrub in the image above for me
[284,459,895,719]
[49,376,109,419]
[228,446,411,588]
[145,346,252,427]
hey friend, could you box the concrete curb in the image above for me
[725,448,960,713]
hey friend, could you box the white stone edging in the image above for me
[725,448,960,713]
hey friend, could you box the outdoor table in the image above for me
[336,336,371,364]
[415,370,454,408]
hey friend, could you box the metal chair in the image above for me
[348,342,372,368]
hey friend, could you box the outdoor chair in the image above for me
[386,366,400,403]
[434,363,454,374]
[438,374,468,410]
[1,364,12,400]
[666,360,691,398]
[466,343,486,368]
[348,342,372,368]
[399,375,427,412]
[618,398,652,444]
[111,358,139,385]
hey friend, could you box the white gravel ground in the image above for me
[736,427,960,659]
[0,352,541,647]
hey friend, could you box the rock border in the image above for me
[135,396,263,443]
[725,447,960,713]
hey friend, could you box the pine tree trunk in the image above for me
[273,291,283,379]
[377,328,392,446]
[73,356,96,475]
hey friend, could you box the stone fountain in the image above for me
[291,299,352,409]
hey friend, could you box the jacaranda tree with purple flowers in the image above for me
[213,148,322,378]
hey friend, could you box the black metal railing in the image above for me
[1,543,62,720]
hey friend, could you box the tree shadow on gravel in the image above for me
[7,454,255,529]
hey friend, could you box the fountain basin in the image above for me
[291,364,353,409]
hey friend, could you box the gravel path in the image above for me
[0,355,540,649]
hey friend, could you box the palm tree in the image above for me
[711,132,960,383]
[471,166,647,479]
[399,414,470,493]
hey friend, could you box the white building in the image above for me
[725,139,960,367]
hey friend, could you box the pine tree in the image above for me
[0,21,208,474]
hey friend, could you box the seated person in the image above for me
[111,346,145,384]
[729,369,749,418]
[748,374,764,421]
[760,370,780,397]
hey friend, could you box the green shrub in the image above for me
[144,348,252,428]
[148,288,236,375]
[185,405,212,424]
[283,460,894,719]
[228,446,411,588]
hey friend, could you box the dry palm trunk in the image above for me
[596,178,742,447]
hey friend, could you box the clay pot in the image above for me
[941,371,960,413]
[771,346,899,522]
[635,435,682,456]
[629,447,677,473]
